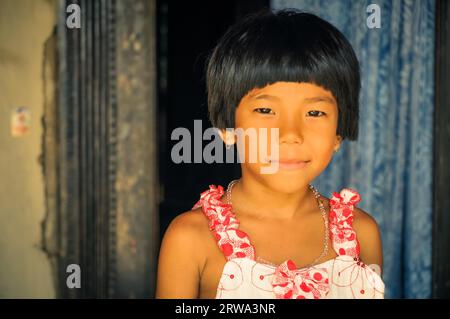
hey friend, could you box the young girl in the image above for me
[156,9,385,299]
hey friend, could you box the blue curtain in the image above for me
[270,0,435,298]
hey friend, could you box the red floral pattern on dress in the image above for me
[329,188,361,257]
[193,185,255,260]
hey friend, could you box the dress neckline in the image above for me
[192,184,363,270]
[217,192,335,271]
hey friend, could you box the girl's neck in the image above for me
[229,175,317,222]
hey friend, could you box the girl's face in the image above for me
[231,81,342,193]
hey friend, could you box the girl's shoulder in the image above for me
[165,184,228,251]
[160,208,213,265]
[165,208,212,245]
[352,206,383,266]
[352,206,380,230]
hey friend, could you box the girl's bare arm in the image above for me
[156,211,205,298]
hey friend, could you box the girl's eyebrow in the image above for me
[249,94,335,104]
[303,96,336,104]
[249,94,280,101]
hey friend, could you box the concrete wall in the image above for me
[0,0,56,298]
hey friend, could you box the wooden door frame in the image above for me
[433,0,450,298]
[55,0,158,298]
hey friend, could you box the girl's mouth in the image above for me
[267,159,311,170]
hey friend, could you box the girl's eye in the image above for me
[307,110,326,117]
[254,108,274,114]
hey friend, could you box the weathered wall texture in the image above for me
[0,0,56,298]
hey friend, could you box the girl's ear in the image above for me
[334,135,343,153]
[218,129,236,146]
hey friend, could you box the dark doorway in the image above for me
[156,0,270,240]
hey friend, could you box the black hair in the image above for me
[206,8,361,140]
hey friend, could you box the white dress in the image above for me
[193,185,385,299]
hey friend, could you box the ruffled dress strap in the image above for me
[328,188,362,258]
[192,185,255,261]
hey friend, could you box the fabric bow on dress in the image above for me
[272,260,329,299]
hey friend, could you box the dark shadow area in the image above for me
[156,0,270,240]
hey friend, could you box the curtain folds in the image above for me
[271,0,435,298]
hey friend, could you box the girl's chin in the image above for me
[256,162,311,177]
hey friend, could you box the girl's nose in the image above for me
[279,117,304,145]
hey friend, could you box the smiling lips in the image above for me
[268,159,310,170]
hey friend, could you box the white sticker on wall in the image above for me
[11,107,31,137]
